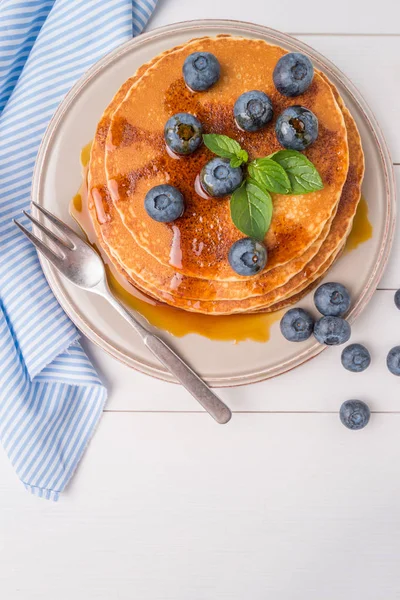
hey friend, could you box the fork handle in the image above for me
[143,334,232,424]
[101,288,232,424]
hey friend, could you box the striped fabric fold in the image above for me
[0,0,158,500]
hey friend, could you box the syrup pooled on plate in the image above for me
[70,142,282,343]
[344,195,373,253]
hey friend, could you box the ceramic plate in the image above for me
[32,19,396,387]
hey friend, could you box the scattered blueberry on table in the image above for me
[200,157,243,197]
[275,105,318,151]
[341,343,371,372]
[164,113,203,155]
[387,346,400,376]
[280,308,314,342]
[340,400,370,430]
[234,90,273,132]
[314,282,351,317]
[228,238,267,276]
[273,52,314,97]
[313,316,351,345]
[394,289,400,310]
[182,51,220,91]
[144,184,185,223]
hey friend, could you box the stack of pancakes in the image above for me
[86,36,364,315]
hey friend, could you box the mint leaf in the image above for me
[230,179,273,241]
[230,150,248,168]
[248,158,291,195]
[203,133,242,158]
[271,150,323,194]
[203,134,248,166]
[238,149,248,163]
[230,156,243,168]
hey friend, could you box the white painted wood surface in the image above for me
[2,413,400,599]
[2,1,400,598]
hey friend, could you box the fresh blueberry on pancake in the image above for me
[313,316,351,345]
[340,400,370,430]
[164,112,203,155]
[182,51,220,91]
[228,238,267,276]
[341,344,371,372]
[387,346,400,376]
[200,157,243,197]
[275,105,318,150]
[314,282,351,317]
[233,90,273,132]
[280,308,314,342]
[273,52,314,97]
[144,184,185,223]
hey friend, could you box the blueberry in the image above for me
[144,184,184,223]
[341,343,371,373]
[314,282,351,317]
[200,157,243,197]
[387,346,400,376]
[280,308,314,342]
[182,52,220,91]
[228,238,267,276]
[340,400,370,431]
[395,289,400,310]
[273,52,314,97]
[314,316,351,345]
[164,113,203,155]
[234,90,273,132]
[275,105,318,151]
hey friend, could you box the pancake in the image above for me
[84,36,363,315]
[88,38,336,303]
[87,76,362,315]
[87,37,347,304]
[104,36,349,281]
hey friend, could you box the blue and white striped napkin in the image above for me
[0,0,158,500]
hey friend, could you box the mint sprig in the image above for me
[203,133,323,240]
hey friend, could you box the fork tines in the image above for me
[14,203,80,266]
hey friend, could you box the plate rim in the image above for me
[32,18,397,387]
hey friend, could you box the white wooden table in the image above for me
[2,1,400,598]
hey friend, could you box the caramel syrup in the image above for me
[344,195,373,253]
[70,142,281,343]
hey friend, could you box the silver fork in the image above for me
[14,202,232,425]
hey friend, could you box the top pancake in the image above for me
[87,80,362,314]
[88,39,335,302]
[103,36,349,281]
